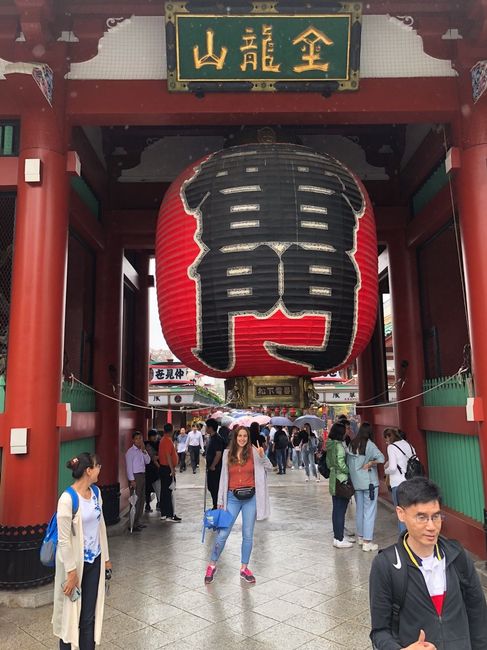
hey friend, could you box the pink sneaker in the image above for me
[204,565,217,584]
[240,568,256,584]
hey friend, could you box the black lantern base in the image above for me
[0,524,54,590]
[100,483,121,526]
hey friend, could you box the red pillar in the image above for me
[385,229,427,464]
[93,232,123,485]
[453,84,487,498]
[0,110,69,525]
[357,343,376,405]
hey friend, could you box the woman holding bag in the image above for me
[326,422,355,549]
[347,422,384,552]
[204,426,272,585]
[52,453,111,650]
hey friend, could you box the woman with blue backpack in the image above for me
[52,453,111,649]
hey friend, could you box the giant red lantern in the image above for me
[156,143,377,381]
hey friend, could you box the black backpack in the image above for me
[392,442,426,480]
[275,431,288,450]
[318,452,330,479]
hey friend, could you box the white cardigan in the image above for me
[52,487,110,648]
[217,448,272,520]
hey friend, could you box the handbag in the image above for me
[233,486,255,500]
[335,478,355,499]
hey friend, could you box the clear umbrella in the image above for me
[128,489,138,533]
[293,415,327,430]
[270,416,294,427]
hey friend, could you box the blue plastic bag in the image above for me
[201,508,233,542]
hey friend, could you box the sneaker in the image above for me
[305,477,309,482]
[345,536,356,543]
[160,516,167,521]
[357,536,364,546]
[362,542,379,552]
[240,568,256,584]
[204,565,217,584]
[169,515,182,522]
[316,477,321,482]
[333,538,353,548]
[145,505,152,513]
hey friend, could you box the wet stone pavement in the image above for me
[0,465,403,650]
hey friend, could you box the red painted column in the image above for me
[0,110,69,525]
[92,232,123,485]
[134,254,150,435]
[453,83,487,499]
[357,342,376,406]
[385,229,427,464]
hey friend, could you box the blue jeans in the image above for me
[275,448,287,473]
[332,495,349,541]
[302,448,317,478]
[391,485,407,533]
[210,491,257,565]
[292,449,301,469]
[355,488,378,540]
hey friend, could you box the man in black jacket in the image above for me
[370,477,487,650]
[205,418,224,510]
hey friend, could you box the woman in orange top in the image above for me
[204,426,272,585]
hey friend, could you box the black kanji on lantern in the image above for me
[182,144,364,373]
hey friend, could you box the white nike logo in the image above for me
[393,547,402,570]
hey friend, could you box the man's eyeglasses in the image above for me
[412,513,445,524]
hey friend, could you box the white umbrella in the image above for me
[128,490,138,533]
[220,414,236,427]
[270,416,294,427]
[234,415,254,427]
[293,415,326,430]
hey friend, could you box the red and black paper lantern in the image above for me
[156,143,377,378]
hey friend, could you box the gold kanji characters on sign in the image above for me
[292,26,334,73]
[261,24,281,72]
[193,29,228,69]
[240,27,258,71]
[240,24,281,73]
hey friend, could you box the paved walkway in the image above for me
[0,465,401,650]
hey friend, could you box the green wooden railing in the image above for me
[423,375,470,407]
[61,381,96,412]
[412,159,448,216]
[58,437,96,495]
[423,374,483,522]
[426,431,484,523]
[0,121,18,156]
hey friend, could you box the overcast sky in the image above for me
[149,258,168,351]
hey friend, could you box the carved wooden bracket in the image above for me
[0,3,130,66]
[14,0,55,47]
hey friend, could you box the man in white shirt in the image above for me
[125,431,150,531]
[185,425,205,474]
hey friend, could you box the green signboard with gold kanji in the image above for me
[165,2,362,93]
